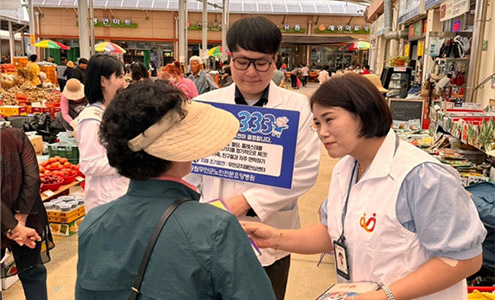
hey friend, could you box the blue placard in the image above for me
[191,101,300,189]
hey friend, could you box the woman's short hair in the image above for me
[310,72,392,138]
[84,54,124,104]
[130,62,149,81]
[100,81,186,180]
[227,16,281,55]
[163,61,182,78]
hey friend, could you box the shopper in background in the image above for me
[60,78,88,131]
[317,65,330,86]
[289,67,300,89]
[243,72,486,300]
[129,62,149,82]
[188,56,218,94]
[73,53,129,212]
[149,61,157,77]
[361,64,371,75]
[300,63,309,87]
[363,73,389,96]
[72,58,88,85]
[1,127,52,300]
[160,61,198,99]
[64,60,75,79]
[271,69,285,87]
[191,16,321,300]
[25,54,42,87]
[76,81,275,300]
[56,56,68,92]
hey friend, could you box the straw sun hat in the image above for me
[363,74,389,94]
[62,78,85,100]
[128,100,239,162]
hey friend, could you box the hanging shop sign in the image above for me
[187,22,222,31]
[398,0,425,24]
[408,20,424,39]
[405,44,410,57]
[418,40,425,56]
[424,0,443,10]
[440,0,470,22]
[376,14,386,36]
[314,24,369,34]
[280,24,306,34]
[192,102,299,189]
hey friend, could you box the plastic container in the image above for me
[58,203,71,212]
[43,202,54,209]
[48,144,79,164]
[41,175,63,192]
[61,173,77,185]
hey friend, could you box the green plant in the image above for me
[389,55,410,67]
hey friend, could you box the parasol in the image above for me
[35,39,70,50]
[95,42,126,53]
[208,46,230,57]
[339,41,370,51]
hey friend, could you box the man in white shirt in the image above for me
[191,16,321,300]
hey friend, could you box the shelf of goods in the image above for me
[428,107,495,186]
[430,107,495,155]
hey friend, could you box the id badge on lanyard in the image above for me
[333,161,357,281]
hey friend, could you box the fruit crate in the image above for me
[48,144,79,164]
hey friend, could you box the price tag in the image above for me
[43,190,55,197]
[76,176,84,182]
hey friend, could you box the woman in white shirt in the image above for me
[74,54,129,212]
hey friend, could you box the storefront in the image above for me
[30,4,370,71]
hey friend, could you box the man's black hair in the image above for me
[226,16,281,55]
[29,54,37,62]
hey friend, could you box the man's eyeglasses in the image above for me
[232,57,273,72]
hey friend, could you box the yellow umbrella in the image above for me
[95,42,126,53]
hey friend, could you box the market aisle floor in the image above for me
[3,82,340,300]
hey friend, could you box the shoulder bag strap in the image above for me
[128,198,190,300]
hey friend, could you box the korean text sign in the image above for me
[192,102,300,189]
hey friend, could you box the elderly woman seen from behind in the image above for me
[243,72,486,300]
[76,81,275,300]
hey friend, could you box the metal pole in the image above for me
[89,0,95,56]
[202,0,208,63]
[221,0,229,61]
[8,21,15,63]
[466,0,487,102]
[28,0,36,55]
[178,0,188,65]
[78,0,90,59]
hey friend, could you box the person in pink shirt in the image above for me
[60,78,88,131]
[161,62,199,99]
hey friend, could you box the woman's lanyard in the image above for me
[338,161,358,244]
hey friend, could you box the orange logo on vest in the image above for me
[359,213,377,233]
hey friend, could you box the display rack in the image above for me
[387,72,411,98]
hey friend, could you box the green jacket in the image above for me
[76,179,275,300]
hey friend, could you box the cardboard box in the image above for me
[47,205,86,223]
[28,135,43,155]
[1,275,19,290]
[1,252,16,278]
[49,216,84,236]
[0,105,27,117]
